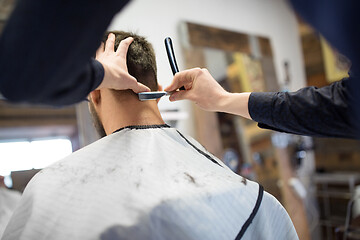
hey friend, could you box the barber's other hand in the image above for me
[95,34,150,93]
[164,68,229,111]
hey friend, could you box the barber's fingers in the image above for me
[116,37,134,58]
[132,82,151,94]
[119,72,150,93]
[105,33,115,52]
[164,68,201,92]
[96,42,105,58]
[124,76,150,93]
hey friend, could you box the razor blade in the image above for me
[138,91,171,101]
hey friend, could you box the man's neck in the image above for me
[101,93,165,135]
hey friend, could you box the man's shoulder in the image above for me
[28,134,116,183]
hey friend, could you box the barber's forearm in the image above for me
[166,68,252,119]
[217,92,252,120]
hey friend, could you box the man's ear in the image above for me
[90,90,101,106]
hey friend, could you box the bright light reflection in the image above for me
[0,138,72,176]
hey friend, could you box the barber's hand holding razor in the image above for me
[95,33,150,93]
[165,68,252,119]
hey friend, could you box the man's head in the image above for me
[101,31,158,91]
[89,31,161,137]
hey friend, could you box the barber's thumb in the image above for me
[169,90,190,102]
[164,82,178,92]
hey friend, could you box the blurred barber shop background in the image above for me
[1,0,360,239]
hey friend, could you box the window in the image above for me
[0,138,72,176]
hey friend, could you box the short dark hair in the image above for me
[102,31,158,91]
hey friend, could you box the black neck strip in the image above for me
[176,130,222,168]
[112,124,170,134]
[235,184,264,240]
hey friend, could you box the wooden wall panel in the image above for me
[187,22,250,54]
[301,33,327,87]
[260,57,279,92]
[0,0,16,22]
[0,101,77,127]
[258,37,273,57]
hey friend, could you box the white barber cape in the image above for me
[2,125,298,240]
[0,188,21,238]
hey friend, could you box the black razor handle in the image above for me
[165,37,185,90]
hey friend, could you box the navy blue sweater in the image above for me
[0,0,130,105]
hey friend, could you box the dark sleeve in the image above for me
[248,78,357,138]
[0,0,130,106]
